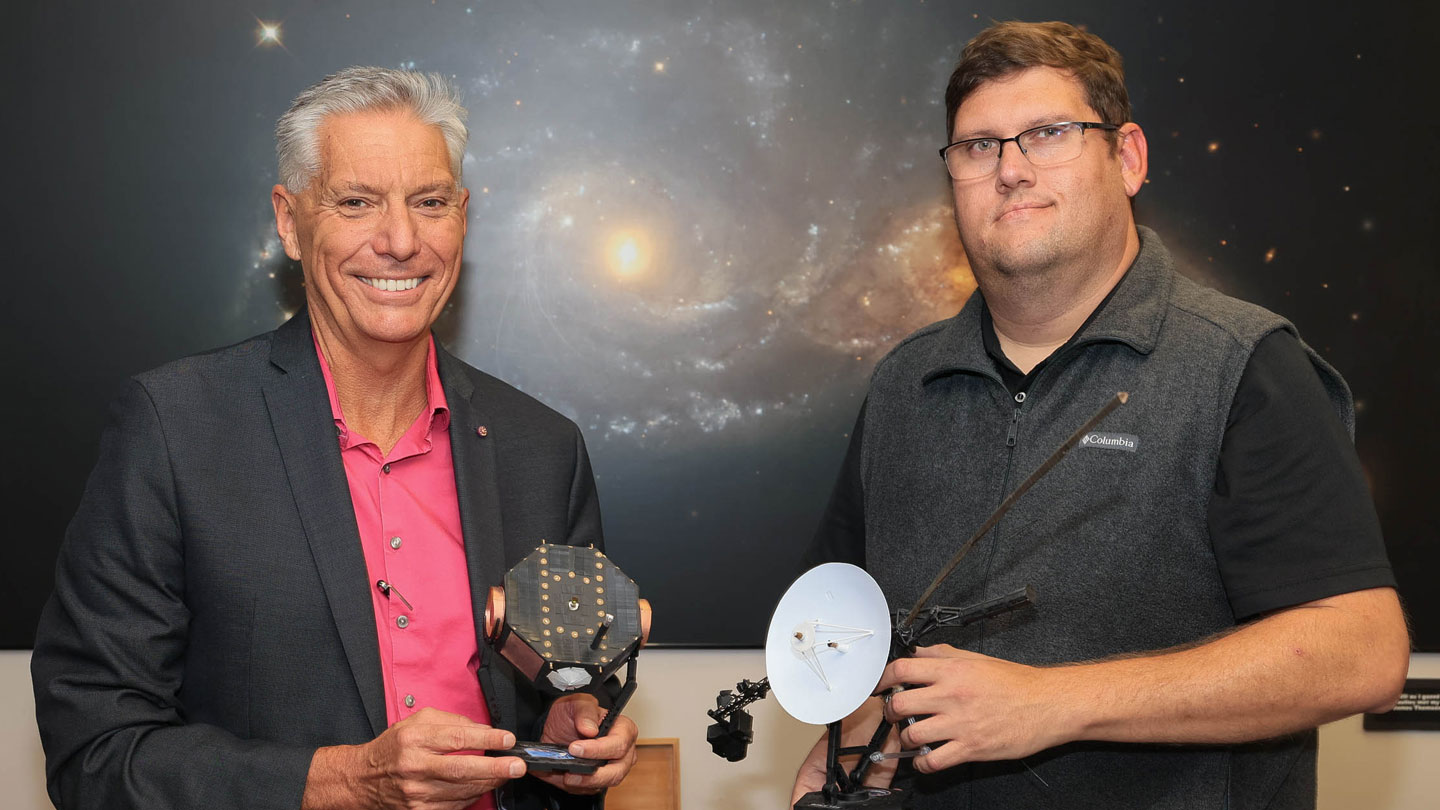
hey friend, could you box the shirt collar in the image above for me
[313,332,451,448]
[979,257,1128,391]
[921,225,1174,385]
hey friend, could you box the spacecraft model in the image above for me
[486,543,651,773]
[707,393,1128,809]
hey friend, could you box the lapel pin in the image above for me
[477,425,489,437]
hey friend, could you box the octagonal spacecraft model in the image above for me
[484,543,651,694]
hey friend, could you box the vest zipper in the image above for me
[980,384,1024,657]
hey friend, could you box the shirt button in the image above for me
[404,694,416,708]
[1015,391,1027,403]
[396,615,409,629]
[382,463,392,474]
[390,536,403,550]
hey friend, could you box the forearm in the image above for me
[1051,588,1409,745]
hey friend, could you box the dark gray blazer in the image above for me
[32,312,604,810]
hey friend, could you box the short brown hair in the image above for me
[944,21,1130,137]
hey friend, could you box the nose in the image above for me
[372,204,420,261]
[994,139,1035,191]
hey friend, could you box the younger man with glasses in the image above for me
[795,21,1407,810]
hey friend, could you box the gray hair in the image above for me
[275,66,469,191]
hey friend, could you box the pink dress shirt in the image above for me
[317,335,497,810]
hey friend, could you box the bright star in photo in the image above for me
[255,20,282,47]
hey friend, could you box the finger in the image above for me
[558,751,636,793]
[881,690,904,724]
[599,743,641,786]
[874,658,940,692]
[531,766,613,796]
[568,697,604,740]
[421,724,517,755]
[912,739,967,774]
[569,715,637,760]
[545,693,604,743]
[896,714,946,750]
[891,682,965,724]
[882,683,944,724]
[911,643,963,659]
[433,752,528,785]
[544,728,639,793]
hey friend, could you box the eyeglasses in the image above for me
[939,121,1120,181]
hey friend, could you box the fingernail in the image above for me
[570,744,584,757]
[509,761,525,778]
[503,733,515,748]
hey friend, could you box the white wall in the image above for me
[6,649,1438,809]
[1318,653,1440,810]
[2,651,50,810]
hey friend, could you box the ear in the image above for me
[271,185,304,261]
[458,186,470,237]
[1116,123,1148,198]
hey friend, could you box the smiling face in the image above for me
[272,109,469,354]
[947,66,1144,282]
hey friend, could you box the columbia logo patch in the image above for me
[1080,432,1139,452]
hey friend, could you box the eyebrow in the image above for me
[953,113,1079,142]
[408,182,460,197]
[325,181,459,198]
[328,182,385,197]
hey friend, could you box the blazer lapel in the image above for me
[263,312,387,737]
[438,346,518,731]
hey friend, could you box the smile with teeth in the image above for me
[358,276,422,292]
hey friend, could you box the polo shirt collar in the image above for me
[920,225,1174,384]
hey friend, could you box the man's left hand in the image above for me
[536,693,639,794]
[876,644,1071,774]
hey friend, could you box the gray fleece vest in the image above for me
[861,227,1350,810]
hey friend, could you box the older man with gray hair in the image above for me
[32,67,637,810]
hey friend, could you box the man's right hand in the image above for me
[789,696,898,807]
[302,708,525,809]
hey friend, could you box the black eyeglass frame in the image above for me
[939,121,1120,178]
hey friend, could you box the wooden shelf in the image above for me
[606,738,680,810]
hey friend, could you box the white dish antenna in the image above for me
[765,563,891,725]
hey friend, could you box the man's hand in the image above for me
[302,708,524,809]
[875,589,1410,776]
[535,693,639,795]
[876,645,1067,774]
[789,696,899,807]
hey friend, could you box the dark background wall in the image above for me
[4,0,1436,649]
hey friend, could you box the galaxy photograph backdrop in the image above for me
[4,0,1436,649]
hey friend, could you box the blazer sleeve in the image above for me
[31,378,314,810]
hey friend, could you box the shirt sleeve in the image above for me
[1208,330,1395,620]
[803,401,869,570]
